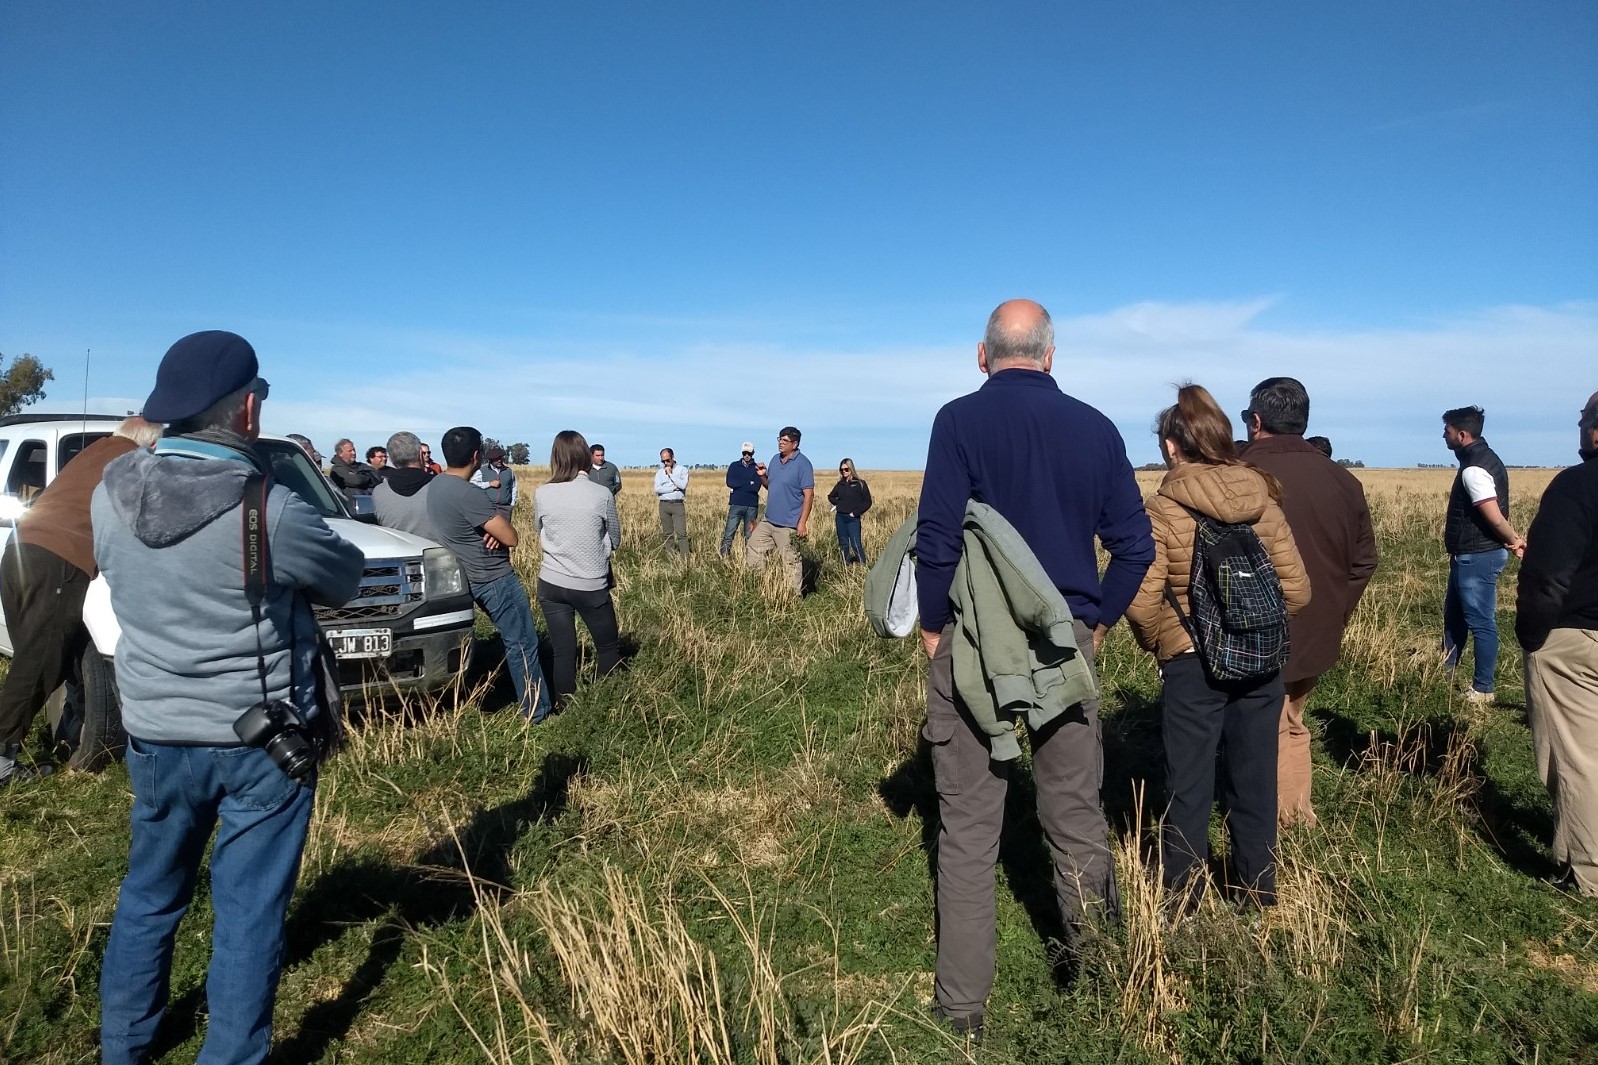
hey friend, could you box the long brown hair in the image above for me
[1156,383,1282,498]
[548,430,591,483]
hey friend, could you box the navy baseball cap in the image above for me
[142,330,260,422]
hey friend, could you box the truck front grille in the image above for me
[314,558,425,624]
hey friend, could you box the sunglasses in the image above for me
[742,451,754,456]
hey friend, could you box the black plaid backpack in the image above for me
[1164,504,1290,682]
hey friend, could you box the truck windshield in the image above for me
[253,439,349,520]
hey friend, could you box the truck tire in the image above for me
[66,646,125,771]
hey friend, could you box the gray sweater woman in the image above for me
[534,475,621,591]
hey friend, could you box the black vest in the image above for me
[477,463,515,508]
[1445,439,1509,554]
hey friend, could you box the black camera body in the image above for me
[234,700,319,780]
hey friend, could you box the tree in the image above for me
[508,442,530,465]
[0,353,52,417]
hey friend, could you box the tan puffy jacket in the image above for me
[1125,462,1312,664]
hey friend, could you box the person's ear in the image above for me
[1040,346,1055,374]
[240,391,263,439]
[977,341,989,376]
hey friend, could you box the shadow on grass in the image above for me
[144,752,587,1064]
[1316,704,1559,880]
[1101,684,1165,833]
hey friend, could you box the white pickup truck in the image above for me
[0,415,476,770]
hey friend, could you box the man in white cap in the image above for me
[721,440,763,558]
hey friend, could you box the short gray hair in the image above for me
[387,430,423,467]
[114,416,163,448]
[983,306,1054,367]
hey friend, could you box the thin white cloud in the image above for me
[78,298,1597,469]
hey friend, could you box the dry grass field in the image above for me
[2,462,1593,1064]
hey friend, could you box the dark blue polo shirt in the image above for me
[916,368,1154,631]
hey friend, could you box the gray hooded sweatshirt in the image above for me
[91,438,364,744]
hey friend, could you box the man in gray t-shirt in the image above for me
[428,468,512,585]
[426,426,551,722]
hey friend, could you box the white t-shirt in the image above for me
[1461,466,1497,504]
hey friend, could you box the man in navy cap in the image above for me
[93,330,364,1065]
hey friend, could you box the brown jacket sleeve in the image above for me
[1126,498,1172,654]
[1125,494,1199,661]
[1346,496,1378,620]
[1257,500,1312,616]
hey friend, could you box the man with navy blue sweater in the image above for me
[917,299,1154,1041]
[720,441,763,557]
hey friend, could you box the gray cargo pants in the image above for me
[922,620,1113,1026]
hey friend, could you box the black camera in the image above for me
[233,701,319,780]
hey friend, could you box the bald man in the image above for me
[1518,391,1598,896]
[915,299,1154,1040]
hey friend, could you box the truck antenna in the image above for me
[81,348,91,431]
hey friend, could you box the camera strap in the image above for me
[242,473,273,710]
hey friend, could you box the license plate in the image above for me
[328,628,393,659]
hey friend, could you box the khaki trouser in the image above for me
[657,500,689,558]
[744,519,801,593]
[1525,628,1598,896]
[923,621,1111,1027]
[1278,677,1319,828]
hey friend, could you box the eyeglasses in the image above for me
[1239,409,1253,424]
[839,467,848,473]
[253,377,271,401]
[742,451,754,456]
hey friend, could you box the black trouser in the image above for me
[0,541,89,749]
[535,579,621,704]
[1159,653,1281,905]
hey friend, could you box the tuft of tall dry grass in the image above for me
[423,862,896,1065]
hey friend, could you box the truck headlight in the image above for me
[423,548,465,599]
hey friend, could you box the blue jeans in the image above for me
[101,738,315,1065]
[720,505,758,556]
[473,571,553,722]
[836,513,865,565]
[1443,548,1508,694]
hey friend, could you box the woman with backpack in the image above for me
[1125,384,1310,911]
[827,458,872,565]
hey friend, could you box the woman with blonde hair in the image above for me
[534,430,623,709]
[827,458,872,565]
[1125,384,1310,910]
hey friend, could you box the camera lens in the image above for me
[264,732,316,780]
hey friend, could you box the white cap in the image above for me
[740,441,755,453]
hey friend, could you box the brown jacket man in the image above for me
[1242,377,1378,827]
[1242,436,1378,679]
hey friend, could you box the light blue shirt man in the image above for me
[764,443,814,527]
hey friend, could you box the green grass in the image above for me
[2,475,1595,1063]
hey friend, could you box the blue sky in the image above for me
[2,1,1594,470]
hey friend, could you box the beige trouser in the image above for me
[744,519,801,593]
[1525,628,1598,896]
[1278,676,1319,828]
